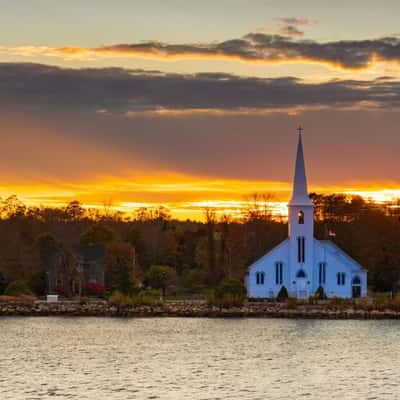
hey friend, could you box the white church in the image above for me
[246,131,367,299]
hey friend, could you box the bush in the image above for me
[84,282,106,296]
[208,279,247,307]
[145,265,176,297]
[329,296,353,307]
[391,293,400,310]
[373,292,390,308]
[29,272,46,296]
[4,280,32,296]
[182,268,207,292]
[109,291,133,306]
[54,284,65,295]
[287,297,298,308]
[315,286,327,300]
[0,272,8,295]
[108,290,162,307]
[277,286,289,301]
[132,290,162,306]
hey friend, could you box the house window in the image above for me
[275,262,283,285]
[337,272,346,286]
[298,210,304,224]
[297,236,305,263]
[256,272,265,285]
[319,262,327,285]
[296,269,306,278]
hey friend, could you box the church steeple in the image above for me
[289,128,312,206]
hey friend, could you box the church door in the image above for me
[352,285,361,298]
[352,276,362,298]
[297,279,308,299]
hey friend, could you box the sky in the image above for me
[1,0,400,220]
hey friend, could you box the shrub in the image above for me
[84,282,106,296]
[54,284,65,295]
[277,286,289,301]
[182,268,207,291]
[315,286,327,300]
[330,296,353,307]
[108,290,162,306]
[287,297,298,308]
[29,272,46,296]
[132,290,162,306]
[373,292,390,308]
[4,280,32,296]
[0,272,8,295]
[208,279,247,307]
[108,291,133,306]
[145,265,176,297]
[391,293,400,310]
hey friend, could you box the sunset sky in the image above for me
[1,0,400,219]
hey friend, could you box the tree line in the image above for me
[0,193,399,296]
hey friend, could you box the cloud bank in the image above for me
[2,32,400,70]
[1,63,400,115]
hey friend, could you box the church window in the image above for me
[319,262,327,285]
[337,272,346,286]
[256,272,265,285]
[352,276,361,285]
[297,236,305,263]
[275,262,283,285]
[298,210,305,224]
[296,269,306,278]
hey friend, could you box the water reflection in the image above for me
[0,318,399,399]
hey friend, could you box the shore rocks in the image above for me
[1,300,400,319]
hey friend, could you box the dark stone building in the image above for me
[46,244,105,296]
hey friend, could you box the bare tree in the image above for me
[242,193,274,222]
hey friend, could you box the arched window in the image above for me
[352,276,361,285]
[298,210,305,224]
[296,269,306,278]
[256,272,265,285]
[337,272,346,286]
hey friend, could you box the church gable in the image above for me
[247,239,289,298]
[248,239,289,272]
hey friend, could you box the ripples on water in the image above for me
[0,317,399,399]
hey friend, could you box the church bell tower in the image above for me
[288,128,314,294]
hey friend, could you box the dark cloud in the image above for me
[279,25,304,37]
[41,32,400,70]
[274,17,319,26]
[273,17,318,37]
[1,63,400,114]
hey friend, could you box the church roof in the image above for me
[289,133,313,206]
[318,240,367,272]
[246,238,289,273]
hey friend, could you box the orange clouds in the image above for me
[2,33,400,72]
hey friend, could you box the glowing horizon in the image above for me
[1,177,399,221]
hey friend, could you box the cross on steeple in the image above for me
[297,125,303,135]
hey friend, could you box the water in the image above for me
[0,318,399,400]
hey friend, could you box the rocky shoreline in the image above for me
[1,300,400,319]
